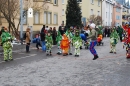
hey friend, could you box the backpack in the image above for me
[23,32,26,40]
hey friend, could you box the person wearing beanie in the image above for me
[1,28,14,61]
[87,23,99,60]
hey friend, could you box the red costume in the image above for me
[122,24,130,58]
[60,34,70,56]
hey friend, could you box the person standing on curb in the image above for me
[25,28,31,53]
[40,25,46,51]
[87,23,99,60]
[1,28,14,61]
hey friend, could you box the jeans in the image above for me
[26,43,30,52]
[42,41,46,51]
[89,41,97,56]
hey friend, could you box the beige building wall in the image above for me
[0,0,62,32]
[62,0,101,26]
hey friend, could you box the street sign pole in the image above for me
[20,0,23,44]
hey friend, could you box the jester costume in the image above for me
[97,26,103,46]
[65,28,73,55]
[60,34,70,56]
[110,28,119,54]
[45,32,53,55]
[72,30,82,57]
[1,28,13,61]
[56,31,62,55]
[122,24,130,58]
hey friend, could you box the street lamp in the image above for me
[20,0,23,44]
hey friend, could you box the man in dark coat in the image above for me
[40,25,46,51]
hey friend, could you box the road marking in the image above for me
[0,54,37,64]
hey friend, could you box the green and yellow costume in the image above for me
[56,31,62,54]
[72,30,82,57]
[1,29,13,61]
[110,28,119,53]
[45,33,53,55]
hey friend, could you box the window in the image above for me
[106,12,107,18]
[91,0,94,4]
[77,0,82,2]
[116,8,120,12]
[91,9,93,15]
[54,0,57,5]
[48,12,51,24]
[62,9,64,15]
[44,12,47,24]
[54,14,58,24]
[23,10,27,24]
[44,12,52,24]
[106,22,107,26]
[98,11,100,16]
[34,12,40,24]
[98,0,100,6]
[116,15,120,20]
[45,0,51,2]
[62,0,64,4]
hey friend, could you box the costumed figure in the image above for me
[110,28,119,54]
[56,31,62,55]
[97,26,104,46]
[1,28,14,61]
[72,30,82,57]
[65,27,73,55]
[45,31,53,56]
[87,23,99,60]
[117,26,123,42]
[122,24,130,58]
[60,34,70,56]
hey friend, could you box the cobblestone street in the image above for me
[0,38,130,86]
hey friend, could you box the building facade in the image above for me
[0,0,62,32]
[102,0,114,26]
[62,0,101,26]
[112,1,122,26]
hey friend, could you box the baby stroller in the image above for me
[97,34,104,46]
[80,31,90,49]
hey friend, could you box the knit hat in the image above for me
[90,23,95,29]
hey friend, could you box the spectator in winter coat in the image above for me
[40,25,46,51]
[52,27,57,45]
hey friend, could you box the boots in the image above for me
[93,55,99,60]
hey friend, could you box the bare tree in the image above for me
[87,15,103,25]
[0,0,48,39]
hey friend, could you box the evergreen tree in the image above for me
[66,0,82,28]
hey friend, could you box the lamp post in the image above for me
[20,0,23,44]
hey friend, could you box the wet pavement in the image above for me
[0,38,130,86]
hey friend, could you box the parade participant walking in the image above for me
[117,26,123,42]
[87,23,99,60]
[56,31,62,55]
[1,28,14,61]
[45,31,53,56]
[72,29,82,57]
[60,34,70,56]
[25,28,31,53]
[65,27,73,55]
[110,28,119,54]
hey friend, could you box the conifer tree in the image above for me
[66,0,82,28]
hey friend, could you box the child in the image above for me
[56,31,62,55]
[72,29,82,57]
[36,34,42,49]
[65,28,73,55]
[60,34,70,56]
[45,31,53,55]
